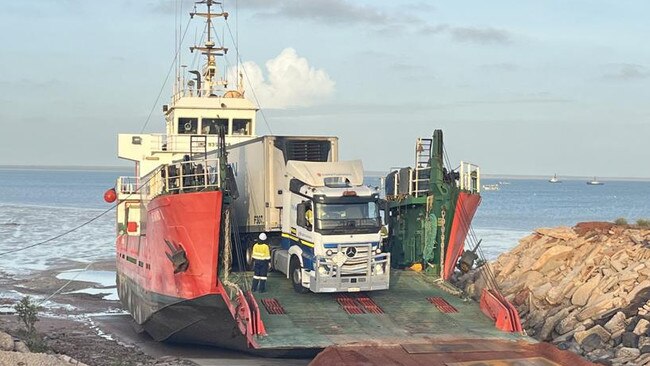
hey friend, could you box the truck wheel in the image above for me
[245,245,254,269]
[290,256,309,294]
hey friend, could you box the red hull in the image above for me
[116,191,223,300]
[116,191,266,350]
[443,192,481,280]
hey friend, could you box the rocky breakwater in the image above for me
[458,222,650,365]
[0,329,88,366]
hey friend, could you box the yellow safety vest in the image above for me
[251,242,271,261]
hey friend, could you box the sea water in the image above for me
[1,169,650,275]
[0,168,128,275]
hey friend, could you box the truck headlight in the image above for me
[374,263,384,275]
[326,249,333,256]
[375,248,382,254]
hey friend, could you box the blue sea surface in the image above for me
[1,169,649,274]
[0,168,129,274]
[475,178,650,258]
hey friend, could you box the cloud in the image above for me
[419,25,514,45]
[603,64,649,80]
[236,1,516,44]
[449,27,513,44]
[233,48,335,109]
[240,0,401,25]
[454,98,572,105]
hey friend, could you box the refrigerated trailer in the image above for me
[226,136,390,293]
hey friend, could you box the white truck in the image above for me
[226,136,390,293]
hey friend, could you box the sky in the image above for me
[0,0,649,178]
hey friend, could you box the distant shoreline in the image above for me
[2,165,649,181]
[367,171,650,181]
[0,165,130,172]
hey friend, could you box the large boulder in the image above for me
[621,331,639,348]
[535,227,578,241]
[639,336,650,353]
[539,306,575,341]
[604,311,627,333]
[13,340,30,353]
[571,274,602,306]
[531,245,573,272]
[574,325,611,346]
[0,331,13,351]
[614,347,641,361]
[576,293,623,321]
[634,318,650,336]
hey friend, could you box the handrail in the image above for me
[459,161,480,193]
[160,158,221,195]
[118,176,138,194]
[116,157,222,201]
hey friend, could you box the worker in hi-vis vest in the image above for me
[251,233,271,292]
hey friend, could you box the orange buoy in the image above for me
[104,188,117,203]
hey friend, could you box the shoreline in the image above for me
[2,166,650,181]
[0,260,308,366]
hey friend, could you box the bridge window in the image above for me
[178,118,198,134]
[232,119,251,135]
[202,118,228,134]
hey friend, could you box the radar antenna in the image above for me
[189,0,229,96]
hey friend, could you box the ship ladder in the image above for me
[413,138,432,196]
[190,134,208,160]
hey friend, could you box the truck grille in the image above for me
[340,244,371,275]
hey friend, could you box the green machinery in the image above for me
[383,130,481,278]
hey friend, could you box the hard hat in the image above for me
[259,233,267,241]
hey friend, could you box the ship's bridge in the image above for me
[118,92,258,177]
[165,92,258,145]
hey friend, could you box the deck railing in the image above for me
[160,158,221,195]
[117,157,222,200]
[459,161,480,193]
[118,176,139,194]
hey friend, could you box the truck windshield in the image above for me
[314,201,381,234]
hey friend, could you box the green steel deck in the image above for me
[245,270,526,350]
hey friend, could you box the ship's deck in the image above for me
[240,270,527,350]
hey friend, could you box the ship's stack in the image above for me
[457,222,650,365]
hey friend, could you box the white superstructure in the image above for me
[117,0,258,177]
[114,0,257,237]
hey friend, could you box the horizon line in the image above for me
[1,165,649,181]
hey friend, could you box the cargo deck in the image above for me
[235,270,522,350]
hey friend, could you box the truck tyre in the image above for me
[245,245,254,269]
[290,256,309,294]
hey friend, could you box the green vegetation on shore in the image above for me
[613,217,650,228]
[14,296,48,353]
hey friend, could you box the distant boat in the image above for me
[549,174,562,183]
[498,181,510,185]
[482,184,500,191]
[587,177,604,185]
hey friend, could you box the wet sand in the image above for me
[0,260,310,366]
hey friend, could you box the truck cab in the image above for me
[273,160,390,293]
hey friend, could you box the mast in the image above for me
[189,0,229,97]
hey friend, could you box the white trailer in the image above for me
[225,136,390,293]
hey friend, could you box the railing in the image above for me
[118,176,138,194]
[117,158,222,201]
[145,134,212,153]
[158,158,222,195]
[411,167,430,197]
[459,161,480,193]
